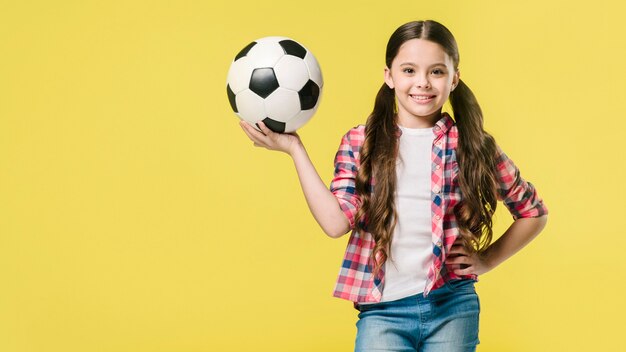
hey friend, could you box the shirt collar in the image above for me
[433,112,454,137]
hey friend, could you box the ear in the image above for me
[451,70,460,91]
[384,67,394,89]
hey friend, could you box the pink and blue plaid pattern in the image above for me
[330,113,548,303]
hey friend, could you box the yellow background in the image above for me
[1,0,624,351]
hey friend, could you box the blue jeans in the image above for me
[354,279,480,352]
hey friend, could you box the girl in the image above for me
[240,20,548,352]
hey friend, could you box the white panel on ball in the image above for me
[226,56,254,94]
[304,52,323,88]
[235,89,266,124]
[286,109,314,132]
[274,55,310,91]
[264,88,301,122]
[246,39,285,68]
[285,101,319,132]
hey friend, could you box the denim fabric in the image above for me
[354,279,480,352]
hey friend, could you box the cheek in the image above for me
[438,82,453,96]
[394,81,414,93]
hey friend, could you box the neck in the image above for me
[397,111,441,129]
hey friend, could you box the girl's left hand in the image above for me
[445,239,492,276]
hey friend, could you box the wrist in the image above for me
[480,247,499,272]
[288,139,306,157]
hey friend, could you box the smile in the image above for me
[409,94,436,103]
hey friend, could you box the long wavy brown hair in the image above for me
[356,20,499,277]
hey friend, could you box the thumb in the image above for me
[255,120,269,134]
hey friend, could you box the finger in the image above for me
[240,120,262,135]
[241,120,264,135]
[445,256,471,265]
[453,265,475,276]
[239,121,260,141]
[240,121,270,146]
[256,121,269,133]
[256,120,274,136]
[254,120,287,149]
[448,245,468,256]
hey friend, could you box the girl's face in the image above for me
[384,38,459,128]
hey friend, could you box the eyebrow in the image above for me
[399,62,447,67]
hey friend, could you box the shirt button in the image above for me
[434,187,441,194]
[435,165,441,170]
[436,241,442,247]
[435,215,441,220]
[435,141,442,146]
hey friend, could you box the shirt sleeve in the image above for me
[495,145,548,220]
[329,129,362,230]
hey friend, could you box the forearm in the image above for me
[290,143,350,238]
[482,215,548,270]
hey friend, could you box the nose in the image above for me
[415,73,431,89]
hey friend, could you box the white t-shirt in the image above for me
[380,125,434,302]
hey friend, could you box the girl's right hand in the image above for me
[239,120,303,156]
[239,119,350,237]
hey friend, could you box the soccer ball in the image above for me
[226,36,323,133]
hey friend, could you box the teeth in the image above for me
[411,95,433,100]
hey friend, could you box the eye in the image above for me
[402,68,415,74]
[431,68,445,75]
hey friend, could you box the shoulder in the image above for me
[343,124,366,139]
[340,125,366,147]
[488,137,509,161]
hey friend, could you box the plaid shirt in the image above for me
[329,112,548,303]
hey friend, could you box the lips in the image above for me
[409,94,436,103]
